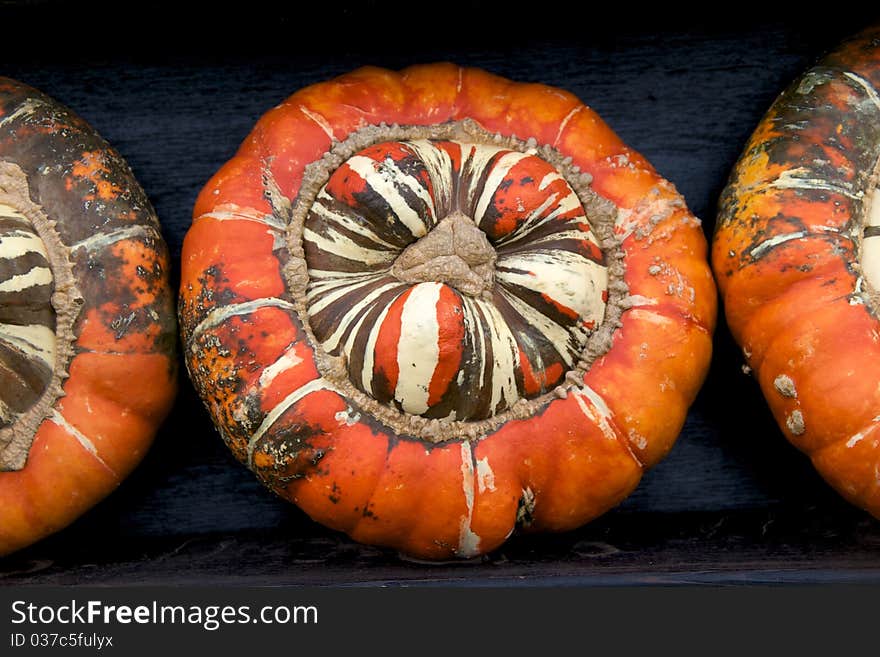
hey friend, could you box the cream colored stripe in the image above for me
[258,347,303,390]
[191,298,296,338]
[475,298,520,415]
[0,323,54,367]
[312,193,399,249]
[554,106,584,146]
[394,282,442,415]
[403,140,454,214]
[303,226,397,266]
[360,301,394,396]
[322,281,403,353]
[0,233,48,260]
[345,155,428,238]
[473,150,531,223]
[497,249,608,322]
[497,288,574,366]
[50,410,117,477]
[0,98,45,128]
[457,441,481,558]
[843,72,880,112]
[748,225,841,260]
[299,105,336,141]
[0,266,52,293]
[71,225,157,253]
[768,167,861,200]
[246,378,331,466]
[197,208,285,231]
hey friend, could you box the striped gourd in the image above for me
[0,78,177,556]
[303,137,607,421]
[180,64,716,560]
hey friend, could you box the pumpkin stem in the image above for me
[391,212,496,298]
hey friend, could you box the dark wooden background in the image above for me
[2,2,880,585]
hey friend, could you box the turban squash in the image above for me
[714,27,880,518]
[0,78,177,556]
[180,64,716,559]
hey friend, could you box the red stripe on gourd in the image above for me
[370,286,412,402]
[517,347,564,396]
[539,291,579,322]
[482,155,583,241]
[256,341,321,413]
[324,159,371,208]
[343,141,436,218]
[435,141,462,176]
[427,285,465,407]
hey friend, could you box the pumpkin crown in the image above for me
[284,120,626,435]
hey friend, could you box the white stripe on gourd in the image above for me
[345,155,430,238]
[394,282,443,415]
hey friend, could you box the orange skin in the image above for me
[713,27,880,518]
[181,64,716,559]
[0,79,177,556]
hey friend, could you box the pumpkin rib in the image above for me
[0,77,177,556]
[181,63,715,559]
[811,421,880,517]
[717,237,855,348]
[738,266,854,374]
[713,25,880,521]
[753,293,880,456]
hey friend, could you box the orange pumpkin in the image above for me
[714,27,880,517]
[0,78,177,556]
[180,64,716,559]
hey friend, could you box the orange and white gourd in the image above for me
[0,78,177,556]
[715,26,880,519]
[180,64,716,559]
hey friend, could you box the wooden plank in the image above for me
[2,507,879,586]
